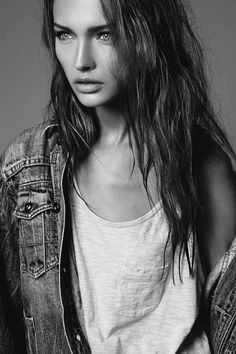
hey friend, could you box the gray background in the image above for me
[0,1,235,153]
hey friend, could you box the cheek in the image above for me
[102,52,119,82]
[55,47,72,77]
[55,43,62,64]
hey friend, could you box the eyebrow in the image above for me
[53,23,110,34]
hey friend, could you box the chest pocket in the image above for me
[14,181,60,279]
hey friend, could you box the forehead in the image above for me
[53,0,106,27]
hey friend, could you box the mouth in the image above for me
[74,79,104,93]
[77,78,103,84]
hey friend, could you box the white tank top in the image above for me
[70,182,211,354]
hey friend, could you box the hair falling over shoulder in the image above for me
[42,0,235,276]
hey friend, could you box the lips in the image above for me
[76,78,103,84]
[74,78,104,94]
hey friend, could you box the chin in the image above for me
[75,91,118,109]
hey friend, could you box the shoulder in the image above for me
[0,117,59,180]
[196,137,235,228]
[193,126,235,198]
[193,127,236,272]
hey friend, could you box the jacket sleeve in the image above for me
[0,166,27,353]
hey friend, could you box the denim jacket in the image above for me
[0,119,235,353]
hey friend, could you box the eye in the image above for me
[98,32,112,42]
[55,31,73,41]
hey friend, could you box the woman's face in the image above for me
[53,0,119,108]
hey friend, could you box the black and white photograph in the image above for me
[0,1,236,353]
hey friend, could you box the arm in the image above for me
[0,168,26,353]
[195,142,236,276]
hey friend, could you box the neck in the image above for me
[95,102,128,147]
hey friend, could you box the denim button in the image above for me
[25,202,33,212]
[53,202,60,214]
[76,334,81,342]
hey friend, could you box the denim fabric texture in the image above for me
[0,118,91,353]
[206,239,236,353]
[0,118,235,353]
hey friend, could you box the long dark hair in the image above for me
[42,0,235,275]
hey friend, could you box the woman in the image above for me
[0,0,235,353]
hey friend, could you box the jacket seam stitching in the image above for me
[0,166,17,198]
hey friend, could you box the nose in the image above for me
[73,40,95,71]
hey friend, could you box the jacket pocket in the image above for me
[116,265,169,318]
[24,315,38,354]
[14,182,59,278]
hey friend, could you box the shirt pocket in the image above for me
[14,181,60,279]
[116,265,169,318]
